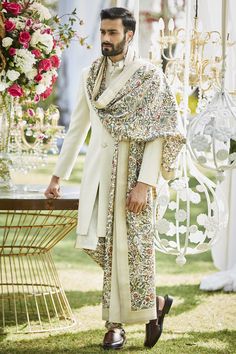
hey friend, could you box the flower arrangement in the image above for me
[0,0,89,190]
[0,0,88,102]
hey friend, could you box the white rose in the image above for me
[0,82,7,91]
[36,84,47,95]
[40,34,54,54]
[55,46,62,57]
[30,3,52,21]
[6,70,20,81]
[2,37,13,48]
[15,19,25,31]
[31,31,53,54]
[25,68,38,80]
[30,30,41,46]
[1,81,10,90]
[15,49,36,74]
[41,71,53,87]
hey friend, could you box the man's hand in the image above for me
[126,182,150,213]
[44,175,61,199]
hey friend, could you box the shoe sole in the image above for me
[103,338,127,350]
[160,295,173,320]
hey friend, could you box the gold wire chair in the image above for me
[0,187,78,334]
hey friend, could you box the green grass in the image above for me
[0,329,235,354]
[0,156,235,353]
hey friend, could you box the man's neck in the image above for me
[108,48,128,63]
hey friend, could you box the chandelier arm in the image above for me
[168,43,175,60]
[14,130,41,151]
[160,50,177,62]
[182,0,192,133]
[221,0,228,93]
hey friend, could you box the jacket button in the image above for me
[101,142,108,148]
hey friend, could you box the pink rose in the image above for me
[7,84,24,97]
[50,55,60,68]
[5,19,16,32]
[53,39,57,49]
[31,49,41,58]
[34,73,43,82]
[40,86,53,100]
[26,19,33,27]
[9,47,16,56]
[34,94,40,103]
[42,28,51,34]
[51,75,57,84]
[38,59,52,73]
[27,109,35,117]
[19,31,31,45]
[2,2,22,16]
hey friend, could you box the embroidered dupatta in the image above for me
[86,48,185,242]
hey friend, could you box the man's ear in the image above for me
[126,30,134,43]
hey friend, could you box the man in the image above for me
[45,7,185,350]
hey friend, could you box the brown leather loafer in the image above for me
[103,328,126,350]
[144,294,173,348]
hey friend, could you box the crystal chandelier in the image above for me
[188,0,236,181]
[151,0,235,109]
[153,0,229,264]
[0,97,65,189]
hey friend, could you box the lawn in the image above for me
[0,155,235,354]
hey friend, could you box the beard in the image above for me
[101,35,127,57]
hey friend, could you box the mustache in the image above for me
[102,42,113,46]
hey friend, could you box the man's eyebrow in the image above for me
[100,28,119,32]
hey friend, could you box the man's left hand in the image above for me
[126,182,150,213]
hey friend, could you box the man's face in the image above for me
[100,18,132,57]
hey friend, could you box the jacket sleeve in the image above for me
[137,138,163,187]
[53,70,91,180]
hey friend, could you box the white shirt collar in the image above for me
[107,57,125,74]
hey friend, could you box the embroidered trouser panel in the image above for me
[83,142,157,324]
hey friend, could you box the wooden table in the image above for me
[0,185,79,334]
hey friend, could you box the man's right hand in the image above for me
[44,175,61,199]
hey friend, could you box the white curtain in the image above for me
[199,0,236,291]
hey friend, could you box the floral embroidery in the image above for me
[85,55,185,313]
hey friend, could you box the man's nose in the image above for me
[102,33,110,42]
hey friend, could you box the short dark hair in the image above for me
[100,7,136,34]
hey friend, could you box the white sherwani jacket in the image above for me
[54,64,163,250]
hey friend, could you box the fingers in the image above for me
[126,198,146,213]
[44,186,61,199]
